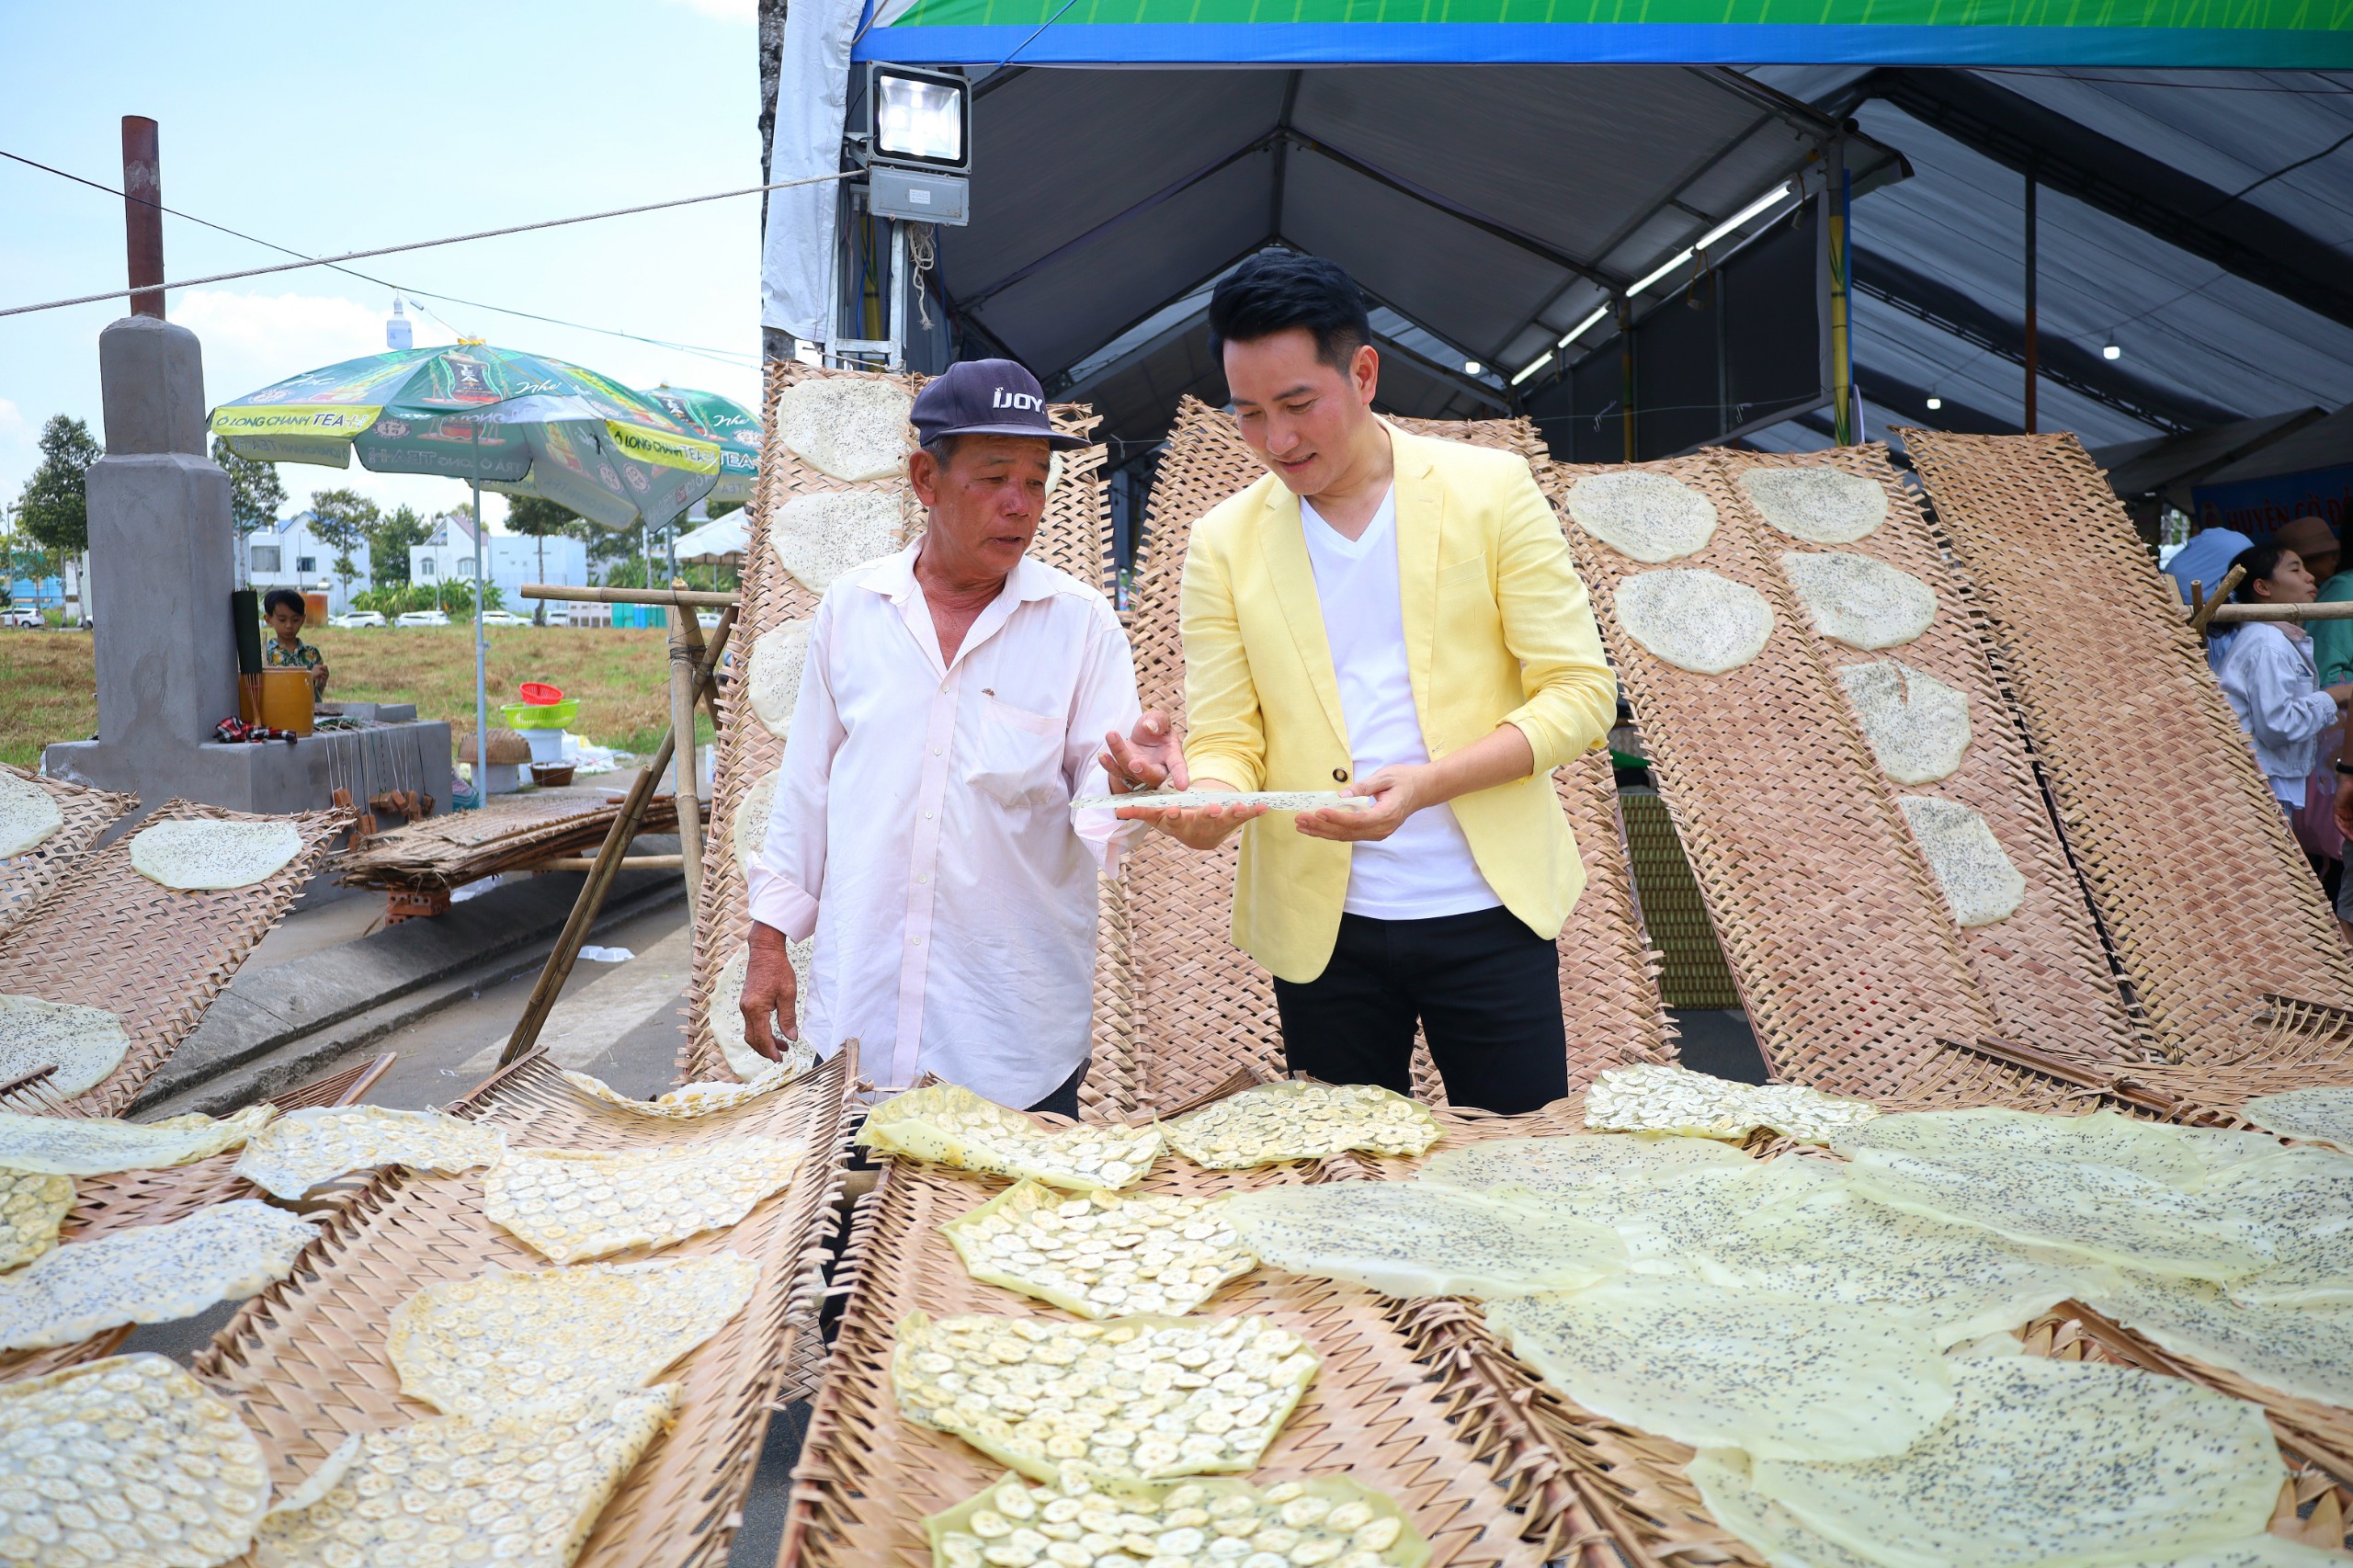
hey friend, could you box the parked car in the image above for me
[0,607,43,629]
[330,610,386,629]
[479,608,531,627]
[393,609,450,628]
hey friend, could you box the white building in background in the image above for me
[409,511,587,612]
[246,509,370,614]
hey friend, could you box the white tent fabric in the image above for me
[761,0,864,343]
[672,514,751,563]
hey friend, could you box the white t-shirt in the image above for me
[1299,489,1500,920]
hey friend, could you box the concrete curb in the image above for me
[135,860,688,1119]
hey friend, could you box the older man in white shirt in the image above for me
[739,360,1180,1116]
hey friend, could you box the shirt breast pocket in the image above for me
[967,694,1069,810]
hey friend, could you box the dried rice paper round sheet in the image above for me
[0,773,63,859]
[0,1167,72,1273]
[0,1102,275,1176]
[561,1062,806,1118]
[1781,551,1938,651]
[390,1253,758,1413]
[1420,1132,1751,1199]
[1839,661,1970,785]
[1614,569,1774,675]
[746,617,814,739]
[1695,1179,2100,1346]
[1221,1182,1623,1300]
[1,1352,270,1568]
[256,1385,679,1568]
[892,1310,1318,1482]
[1529,1156,1836,1267]
[1741,465,1888,544]
[129,817,303,890]
[1844,1147,2270,1280]
[1161,1081,1439,1168]
[233,1104,505,1199]
[776,375,913,482]
[1565,471,1719,562]
[1584,1062,1881,1144]
[0,1198,318,1350]
[2240,1085,2353,1153]
[2205,1149,2353,1307]
[0,992,130,1096]
[2088,1268,2353,1411]
[732,767,779,877]
[928,1472,1429,1568]
[1487,1278,1951,1460]
[485,1137,805,1263]
[940,1180,1256,1319]
[1748,1355,2283,1568]
[859,1082,1161,1189]
[770,489,904,596]
[710,936,815,1084]
[1830,1108,2281,1189]
[1899,797,2025,927]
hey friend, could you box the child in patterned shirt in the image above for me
[261,587,329,698]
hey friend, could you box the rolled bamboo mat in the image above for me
[1119,399,1673,1113]
[195,1047,858,1568]
[776,1135,1563,1568]
[1904,429,2353,1080]
[338,790,680,891]
[0,764,135,941]
[0,800,347,1116]
[0,1052,392,1388]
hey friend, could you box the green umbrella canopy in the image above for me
[640,385,759,506]
[210,343,722,530]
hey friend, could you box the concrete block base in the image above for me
[45,722,452,820]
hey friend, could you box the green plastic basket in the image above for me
[498,698,578,730]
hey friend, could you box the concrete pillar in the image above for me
[85,314,238,748]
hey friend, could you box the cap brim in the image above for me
[926,422,1090,450]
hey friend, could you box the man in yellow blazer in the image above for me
[1108,253,1617,1114]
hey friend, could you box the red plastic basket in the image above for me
[518,682,563,706]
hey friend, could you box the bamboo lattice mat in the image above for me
[1904,429,2353,1094]
[1120,398,1673,1112]
[689,361,1133,1115]
[195,1047,859,1568]
[338,789,680,890]
[0,800,347,1116]
[0,764,136,940]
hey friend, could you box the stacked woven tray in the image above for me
[338,790,682,891]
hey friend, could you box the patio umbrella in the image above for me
[638,385,759,506]
[213,342,722,798]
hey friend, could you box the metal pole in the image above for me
[120,117,164,319]
[887,218,908,371]
[2022,168,2039,436]
[1617,297,1635,463]
[472,480,489,802]
[668,578,706,916]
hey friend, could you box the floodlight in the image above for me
[870,66,969,172]
[2103,342,2122,360]
[1926,396,1943,411]
[1463,360,1482,375]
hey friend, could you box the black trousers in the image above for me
[1026,1060,1088,1121]
[1273,906,1566,1116]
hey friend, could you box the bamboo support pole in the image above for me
[519,855,686,872]
[2202,597,2353,625]
[497,607,736,1068]
[2187,566,2246,635]
[669,581,705,915]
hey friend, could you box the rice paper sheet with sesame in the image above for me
[0,1199,319,1350]
[128,819,304,890]
[1419,1132,1753,1199]
[0,993,130,1097]
[769,490,905,596]
[2240,1085,2353,1153]
[775,376,912,483]
[1831,1108,2282,1189]
[0,1103,276,1176]
[2200,1148,2353,1307]
[1740,466,1888,544]
[746,618,814,740]
[1839,661,1972,785]
[1746,1356,2284,1568]
[1584,1062,1881,1144]
[1612,568,1775,675]
[1518,1155,1835,1267]
[1221,1182,1624,1300]
[1899,797,2026,927]
[0,773,63,859]
[1487,1278,1953,1460]
[2086,1268,2353,1411]
[1564,472,1720,562]
[1780,551,1938,651]
[1843,1148,2270,1280]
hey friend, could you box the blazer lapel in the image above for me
[1257,484,1352,755]
[1389,425,1444,732]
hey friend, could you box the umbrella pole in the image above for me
[472,479,489,805]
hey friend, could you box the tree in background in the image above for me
[563,514,637,585]
[15,415,101,560]
[505,495,582,625]
[367,505,429,587]
[307,487,380,605]
[211,437,286,536]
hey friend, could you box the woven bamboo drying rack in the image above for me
[194,1045,860,1568]
[1904,430,2353,1104]
[1120,398,1673,1112]
[0,799,347,1116]
[0,764,137,940]
[338,790,682,891]
[0,1052,392,1387]
[687,361,1136,1114]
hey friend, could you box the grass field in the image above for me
[0,625,706,770]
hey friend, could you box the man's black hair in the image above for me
[261,587,307,619]
[1207,253,1372,371]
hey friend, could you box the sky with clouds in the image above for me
[0,0,761,532]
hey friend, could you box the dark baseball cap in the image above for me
[911,359,1088,450]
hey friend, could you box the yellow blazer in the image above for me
[1178,422,1619,983]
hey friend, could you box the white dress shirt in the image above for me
[746,540,1142,1106]
[1298,489,1499,919]
[2219,621,2338,807]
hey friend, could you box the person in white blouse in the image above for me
[2217,540,2353,817]
[737,360,1182,1116]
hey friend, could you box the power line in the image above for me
[0,148,757,366]
[0,167,856,320]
